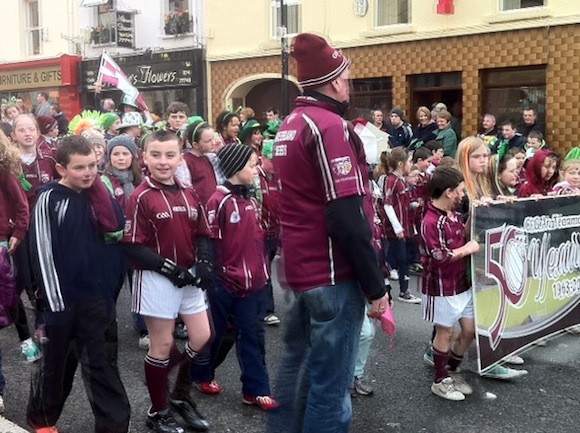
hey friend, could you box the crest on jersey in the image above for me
[230,211,241,224]
[40,172,51,183]
[331,156,352,176]
[207,210,216,224]
[124,219,132,234]
[432,249,444,261]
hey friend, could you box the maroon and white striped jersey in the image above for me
[123,176,210,269]
[273,96,373,292]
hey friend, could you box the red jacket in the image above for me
[0,169,29,241]
[519,149,559,197]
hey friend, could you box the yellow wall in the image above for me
[206,0,580,60]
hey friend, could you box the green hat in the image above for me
[262,140,274,159]
[263,119,281,139]
[101,112,120,131]
[238,119,267,144]
[187,115,204,126]
[564,147,580,161]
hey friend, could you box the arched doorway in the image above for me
[224,74,301,123]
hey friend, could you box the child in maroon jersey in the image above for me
[383,147,421,303]
[190,143,280,411]
[405,165,422,272]
[421,166,480,401]
[122,131,212,433]
[11,114,57,361]
[182,120,218,205]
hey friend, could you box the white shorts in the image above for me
[132,269,208,319]
[421,290,474,328]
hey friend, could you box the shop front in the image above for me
[0,55,82,117]
[80,48,205,119]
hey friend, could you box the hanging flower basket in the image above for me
[164,10,191,35]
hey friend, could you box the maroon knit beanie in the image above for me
[291,33,349,89]
[37,116,58,135]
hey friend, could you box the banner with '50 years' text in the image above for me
[471,195,580,373]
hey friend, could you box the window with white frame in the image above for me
[25,0,42,55]
[502,0,545,10]
[90,0,116,45]
[376,0,410,26]
[271,0,301,39]
[165,0,192,35]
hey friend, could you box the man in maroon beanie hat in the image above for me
[267,33,390,433]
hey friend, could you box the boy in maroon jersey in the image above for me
[190,143,279,411]
[122,130,212,433]
[420,166,480,401]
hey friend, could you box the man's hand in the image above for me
[368,293,392,319]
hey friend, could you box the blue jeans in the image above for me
[354,306,376,377]
[261,238,279,317]
[266,280,365,433]
[190,282,270,396]
[387,238,409,293]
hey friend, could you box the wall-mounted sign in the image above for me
[0,66,62,91]
[116,12,134,48]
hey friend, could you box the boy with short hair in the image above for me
[27,135,130,433]
[421,166,480,401]
[524,130,547,161]
[165,102,189,135]
[190,143,279,411]
[122,130,212,433]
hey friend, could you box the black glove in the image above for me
[195,259,214,290]
[159,258,196,288]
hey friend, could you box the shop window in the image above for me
[351,77,393,118]
[502,0,545,11]
[164,0,192,35]
[271,0,301,39]
[482,66,546,126]
[25,0,42,55]
[376,0,410,26]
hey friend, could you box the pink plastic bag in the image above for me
[379,307,396,349]
[0,247,18,328]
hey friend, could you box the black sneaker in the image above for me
[169,396,210,432]
[398,291,421,304]
[146,408,184,433]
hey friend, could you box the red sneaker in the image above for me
[195,380,222,395]
[242,395,281,411]
[35,427,60,433]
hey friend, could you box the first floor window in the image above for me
[502,0,545,11]
[482,66,546,126]
[376,0,410,26]
[271,0,301,39]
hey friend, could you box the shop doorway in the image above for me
[409,72,462,123]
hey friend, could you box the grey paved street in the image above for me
[0,273,578,433]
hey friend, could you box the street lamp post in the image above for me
[280,0,289,117]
